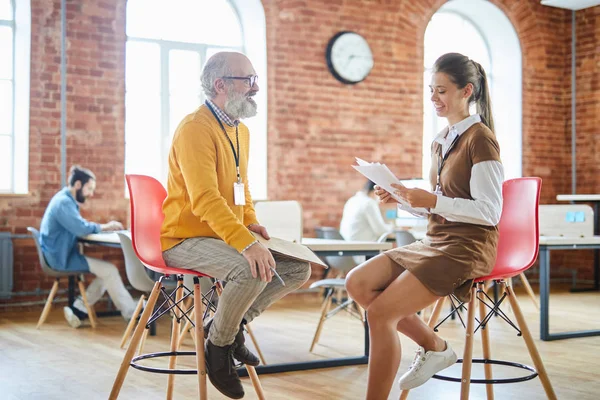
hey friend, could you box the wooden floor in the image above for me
[1,287,599,400]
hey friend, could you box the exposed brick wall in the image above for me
[573,6,600,195]
[0,0,128,304]
[1,0,598,305]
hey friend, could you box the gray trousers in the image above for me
[163,237,311,346]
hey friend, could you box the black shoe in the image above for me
[204,318,260,366]
[205,340,245,399]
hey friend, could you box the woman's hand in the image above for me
[374,185,398,204]
[391,183,438,209]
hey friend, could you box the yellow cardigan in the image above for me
[160,104,259,253]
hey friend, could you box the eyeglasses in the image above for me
[222,75,258,87]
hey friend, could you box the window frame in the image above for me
[1,0,30,195]
[125,37,244,184]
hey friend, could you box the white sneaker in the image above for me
[398,341,458,390]
[63,306,82,329]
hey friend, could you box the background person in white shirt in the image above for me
[340,180,393,243]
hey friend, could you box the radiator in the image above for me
[0,232,13,299]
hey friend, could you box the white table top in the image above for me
[539,235,600,246]
[556,194,600,202]
[301,238,392,252]
[82,231,125,244]
[82,232,393,252]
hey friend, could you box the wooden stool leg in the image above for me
[120,294,146,349]
[478,285,494,400]
[309,288,334,352]
[245,323,267,365]
[77,279,97,328]
[193,278,208,400]
[506,285,557,400]
[37,279,59,329]
[247,366,266,400]
[137,327,150,356]
[460,287,477,400]
[177,309,194,350]
[400,296,448,400]
[109,281,161,399]
[519,272,539,309]
[166,277,184,400]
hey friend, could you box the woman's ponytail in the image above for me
[474,61,494,133]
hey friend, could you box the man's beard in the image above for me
[75,188,86,203]
[223,88,258,120]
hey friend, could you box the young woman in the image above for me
[345,52,504,399]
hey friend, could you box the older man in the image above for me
[161,52,311,399]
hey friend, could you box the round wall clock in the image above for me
[325,31,374,84]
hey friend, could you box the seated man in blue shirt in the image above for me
[40,165,137,328]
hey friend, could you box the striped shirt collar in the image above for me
[206,99,239,127]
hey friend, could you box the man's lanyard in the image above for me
[205,101,241,183]
[436,132,461,190]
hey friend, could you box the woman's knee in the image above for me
[366,301,405,328]
[345,268,368,301]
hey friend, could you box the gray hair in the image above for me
[201,52,233,99]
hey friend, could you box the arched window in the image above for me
[423,0,522,181]
[125,0,268,198]
[0,0,30,194]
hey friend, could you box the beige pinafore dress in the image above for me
[385,123,501,302]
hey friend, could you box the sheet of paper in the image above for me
[352,157,430,214]
[251,232,328,268]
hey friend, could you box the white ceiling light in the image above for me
[541,0,600,10]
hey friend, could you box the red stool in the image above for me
[401,177,557,400]
[109,174,265,400]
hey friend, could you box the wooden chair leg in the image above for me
[120,294,145,349]
[478,284,494,400]
[519,272,539,309]
[37,279,59,329]
[400,296,448,400]
[77,279,97,328]
[310,288,334,352]
[245,323,267,365]
[247,366,266,400]
[109,281,162,400]
[193,279,208,400]
[166,277,184,400]
[138,327,150,356]
[460,287,477,400]
[506,285,557,400]
[177,309,195,350]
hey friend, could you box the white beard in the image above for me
[223,88,258,120]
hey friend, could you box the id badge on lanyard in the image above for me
[206,101,246,206]
[234,179,246,206]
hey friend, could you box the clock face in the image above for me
[326,31,374,84]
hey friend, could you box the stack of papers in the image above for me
[352,157,430,215]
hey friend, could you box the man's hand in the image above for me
[374,185,398,204]
[391,183,437,209]
[248,224,270,240]
[100,220,124,232]
[242,242,276,282]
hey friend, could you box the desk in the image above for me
[538,235,600,341]
[556,194,600,291]
[80,232,123,248]
[82,233,393,375]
